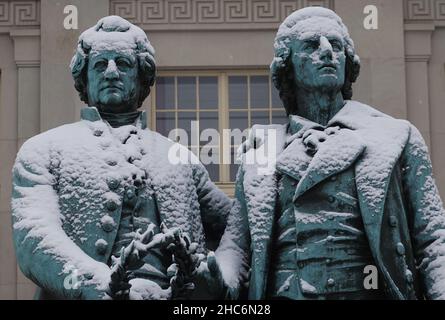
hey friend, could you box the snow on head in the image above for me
[273,7,356,59]
[277,7,350,40]
[75,15,154,57]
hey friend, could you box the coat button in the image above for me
[106,200,118,211]
[327,278,335,287]
[95,239,108,255]
[406,270,414,284]
[107,178,120,190]
[396,242,405,256]
[100,215,115,233]
[328,196,336,203]
[389,216,397,227]
[330,176,337,182]
[126,188,135,200]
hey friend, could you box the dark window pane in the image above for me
[229,76,247,108]
[178,77,196,109]
[200,146,219,181]
[205,163,219,182]
[272,110,288,124]
[251,111,270,126]
[199,112,218,131]
[156,112,175,138]
[271,84,282,108]
[250,75,269,108]
[229,111,248,132]
[156,77,175,109]
[230,164,240,182]
[199,112,218,147]
[199,77,218,109]
[178,112,197,146]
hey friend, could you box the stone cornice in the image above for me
[404,0,445,27]
[110,0,335,31]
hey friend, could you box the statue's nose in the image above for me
[319,36,333,60]
[104,60,119,80]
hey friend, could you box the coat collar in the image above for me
[277,108,366,200]
[80,106,148,130]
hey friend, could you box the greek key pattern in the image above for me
[404,0,445,21]
[0,0,40,26]
[110,0,335,29]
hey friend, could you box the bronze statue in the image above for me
[221,7,445,300]
[11,16,233,300]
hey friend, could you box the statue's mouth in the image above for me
[101,84,124,91]
[318,63,336,70]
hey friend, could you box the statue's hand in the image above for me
[162,227,202,300]
[193,251,240,299]
[128,278,171,300]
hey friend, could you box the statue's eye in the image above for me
[93,61,107,71]
[116,59,132,70]
[331,41,343,51]
[303,41,318,51]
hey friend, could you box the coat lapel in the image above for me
[275,137,313,182]
[293,129,366,201]
[327,101,411,251]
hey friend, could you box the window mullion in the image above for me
[220,72,229,183]
[247,74,251,128]
[174,76,178,137]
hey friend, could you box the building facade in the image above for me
[0,0,444,299]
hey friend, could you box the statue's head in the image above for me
[70,16,156,113]
[271,7,360,115]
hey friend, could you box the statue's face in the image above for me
[87,50,140,113]
[290,19,346,93]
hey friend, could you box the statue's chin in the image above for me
[102,95,123,106]
[98,96,129,113]
[313,78,344,92]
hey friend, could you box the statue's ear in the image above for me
[139,52,156,87]
[70,49,86,77]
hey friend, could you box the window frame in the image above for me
[150,69,283,193]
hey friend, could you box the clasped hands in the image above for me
[106,223,228,300]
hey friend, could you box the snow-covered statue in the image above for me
[223,7,445,300]
[11,16,234,300]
